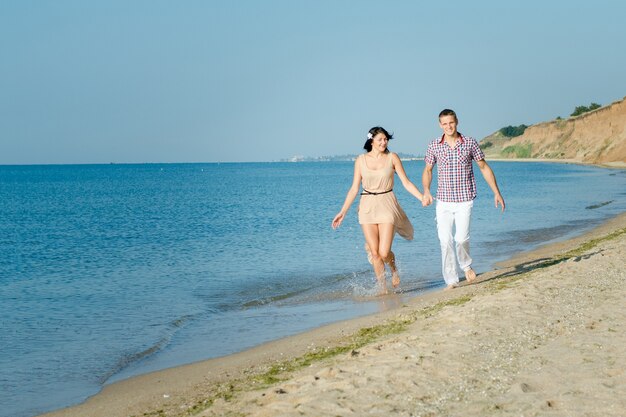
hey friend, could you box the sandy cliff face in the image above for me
[481,96,626,164]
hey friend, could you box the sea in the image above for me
[1,161,625,417]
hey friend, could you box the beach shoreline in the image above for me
[483,157,626,169]
[40,211,626,417]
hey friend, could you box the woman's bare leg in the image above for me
[361,224,387,294]
[386,251,400,288]
[376,224,399,288]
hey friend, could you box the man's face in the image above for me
[439,115,458,137]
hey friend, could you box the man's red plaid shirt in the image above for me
[424,133,485,202]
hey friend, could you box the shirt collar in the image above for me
[439,132,464,144]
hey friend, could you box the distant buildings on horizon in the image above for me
[283,153,423,162]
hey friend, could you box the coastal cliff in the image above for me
[480,96,626,165]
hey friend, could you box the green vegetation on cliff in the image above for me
[570,102,601,117]
[502,143,532,158]
[499,124,528,137]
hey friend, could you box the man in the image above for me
[422,109,505,289]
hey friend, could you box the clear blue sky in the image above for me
[1,0,625,164]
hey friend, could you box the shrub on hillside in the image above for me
[499,125,528,137]
[570,102,601,117]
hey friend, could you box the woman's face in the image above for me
[371,132,389,153]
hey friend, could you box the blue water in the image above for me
[1,161,625,417]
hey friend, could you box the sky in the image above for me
[1,0,626,165]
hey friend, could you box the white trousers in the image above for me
[435,200,473,285]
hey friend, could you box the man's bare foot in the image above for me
[464,268,477,283]
[444,283,458,290]
[391,272,400,288]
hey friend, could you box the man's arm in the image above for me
[422,163,434,207]
[476,159,505,212]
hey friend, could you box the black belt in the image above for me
[361,188,392,196]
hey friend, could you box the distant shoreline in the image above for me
[2,158,623,168]
[282,156,626,169]
[280,153,423,162]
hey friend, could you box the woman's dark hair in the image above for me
[363,126,393,152]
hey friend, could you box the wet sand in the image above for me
[42,213,626,417]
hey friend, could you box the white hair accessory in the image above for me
[367,133,373,140]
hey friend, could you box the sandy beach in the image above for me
[484,157,626,169]
[42,213,626,417]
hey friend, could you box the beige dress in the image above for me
[357,153,414,240]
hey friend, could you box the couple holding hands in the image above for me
[332,109,505,294]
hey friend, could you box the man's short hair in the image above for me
[439,109,457,120]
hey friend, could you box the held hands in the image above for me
[419,191,502,210]
[422,191,434,207]
[332,212,345,229]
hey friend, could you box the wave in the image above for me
[239,268,444,308]
[586,200,614,209]
[482,223,578,249]
[100,314,196,384]
[240,271,368,308]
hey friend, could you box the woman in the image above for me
[332,127,423,294]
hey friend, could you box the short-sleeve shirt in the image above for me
[424,133,485,202]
